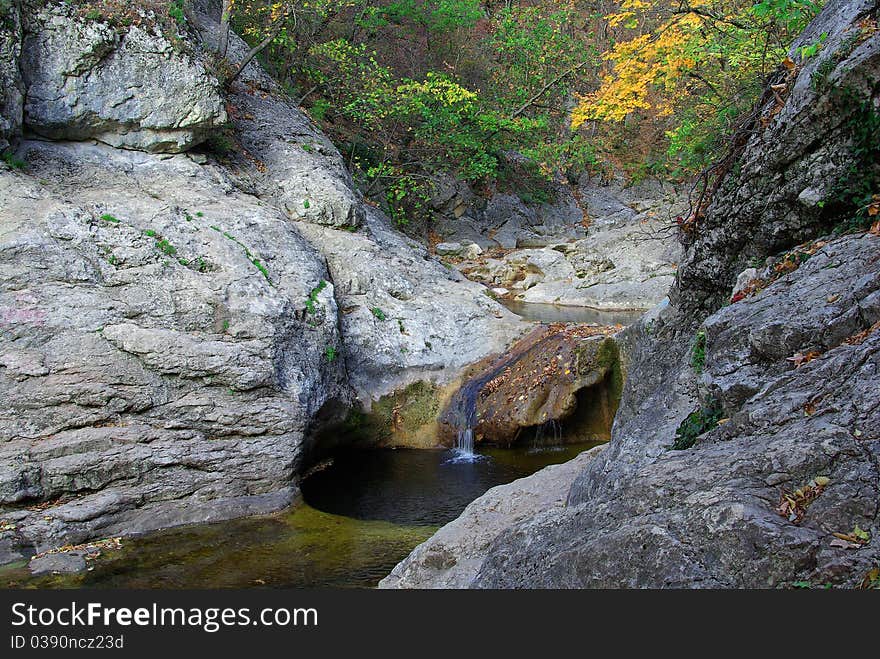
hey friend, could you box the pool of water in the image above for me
[0,442,602,589]
[502,299,644,326]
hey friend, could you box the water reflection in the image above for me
[501,299,644,325]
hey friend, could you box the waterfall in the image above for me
[448,376,482,462]
[456,427,475,455]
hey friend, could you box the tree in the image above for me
[570,0,823,173]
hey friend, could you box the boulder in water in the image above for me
[439,324,623,446]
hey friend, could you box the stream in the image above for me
[501,299,645,325]
[0,442,603,589]
[0,301,639,590]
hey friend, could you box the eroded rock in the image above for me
[20,3,226,153]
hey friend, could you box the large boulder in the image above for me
[472,232,880,588]
[297,211,523,403]
[19,3,227,153]
[438,325,622,446]
[0,138,349,558]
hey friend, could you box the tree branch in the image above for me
[511,60,590,119]
[226,19,287,87]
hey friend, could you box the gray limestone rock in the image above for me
[20,4,227,153]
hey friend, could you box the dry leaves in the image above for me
[786,350,821,368]
[830,525,870,550]
[776,476,830,523]
[843,320,880,346]
[32,537,124,562]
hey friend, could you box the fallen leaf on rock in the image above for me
[830,537,862,550]
[787,350,821,368]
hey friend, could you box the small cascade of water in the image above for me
[528,419,565,454]
[445,336,537,464]
[456,427,475,455]
[446,373,489,463]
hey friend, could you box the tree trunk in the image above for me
[218,0,233,57]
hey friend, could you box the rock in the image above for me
[732,267,759,296]
[0,2,23,151]
[20,4,227,153]
[435,242,463,256]
[460,196,683,310]
[0,136,348,554]
[29,551,87,575]
[471,233,880,589]
[296,215,522,403]
[439,326,622,446]
[198,13,364,229]
[380,446,605,588]
[462,243,483,259]
[673,0,880,317]
[704,235,880,411]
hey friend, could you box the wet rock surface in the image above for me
[439,324,622,447]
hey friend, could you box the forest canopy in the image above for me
[220,1,823,221]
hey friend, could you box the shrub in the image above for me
[672,399,723,450]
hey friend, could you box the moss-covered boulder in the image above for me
[318,380,457,450]
[439,324,623,447]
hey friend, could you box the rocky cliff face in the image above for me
[388,0,880,589]
[0,2,521,564]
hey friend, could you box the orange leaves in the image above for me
[776,476,830,523]
[844,320,880,346]
[866,195,880,234]
[786,350,821,368]
[830,525,870,549]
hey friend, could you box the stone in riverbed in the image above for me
[435,242,463,256]
[439,325,622,446]
[29,551,87,575]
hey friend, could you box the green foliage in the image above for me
[156,238,177,256]
[691,330,707,374]
[370,307,386,321]
[206,129,235,156]
[1,152,25,170]
[324,346,338,362]
[796,31,828,60]
[144,229,158,238]
[231,1,599,224]
[100,213,120,223]
[825,88,880,235]
[208,226,272,282]
[306,280,328,314]
[576,0,822,176]
[672,399,723,450]
[168,0,186,25]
